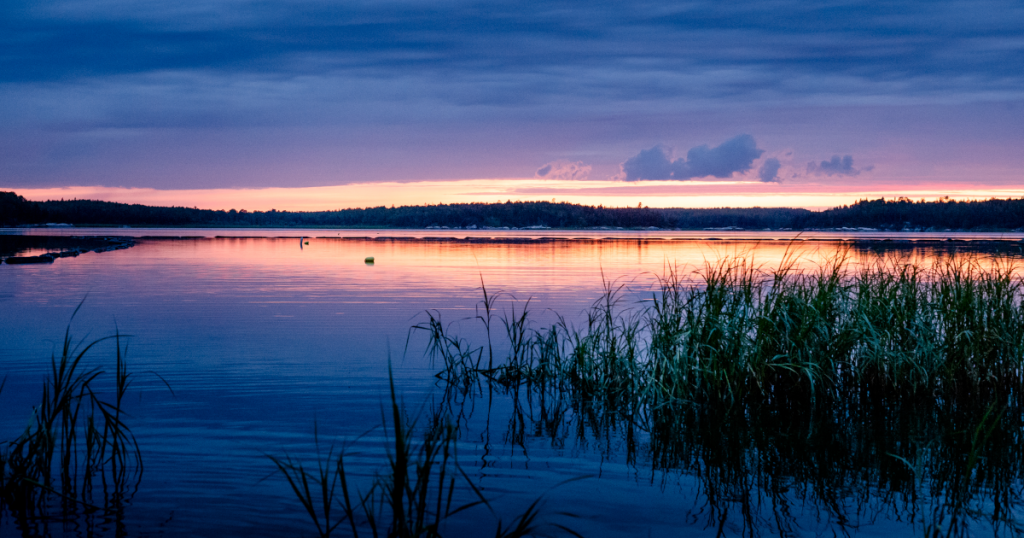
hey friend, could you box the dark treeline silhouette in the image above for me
[1,191,47,224]
[3,191,1024,230]
[661,207,811,229]
[813,196,1024,230]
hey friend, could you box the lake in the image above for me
[2,228,1024,537]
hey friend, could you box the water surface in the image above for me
[2,229,1023,537]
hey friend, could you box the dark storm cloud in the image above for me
[622,135,764,181]
[758,158,781,183]
[807,155,872,177]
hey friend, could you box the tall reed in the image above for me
[271,366,580,538]
[408,251,1024,535]
[0,307,142,525]
[422,252,1024,410]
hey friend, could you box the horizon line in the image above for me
[6,180,1024,212]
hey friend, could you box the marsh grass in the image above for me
[271,366,582,538]
[0,305,142,532]
[413,250,1024,536]
[419,251,1024,410]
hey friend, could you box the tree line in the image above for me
[3,191,1024,230]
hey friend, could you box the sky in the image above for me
[2,0,1023,210]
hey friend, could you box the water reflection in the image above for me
[3,232,1024,536]
[438,378,1024,537]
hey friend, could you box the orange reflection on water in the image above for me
[113,237,1024,308]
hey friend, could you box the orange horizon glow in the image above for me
[7,178,1024,212]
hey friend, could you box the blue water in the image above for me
[2,229,1022,537]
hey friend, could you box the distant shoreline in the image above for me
[4,190,1024,233]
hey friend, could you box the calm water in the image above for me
[2,229,1024,537]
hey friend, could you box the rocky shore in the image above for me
[0,235,135,264]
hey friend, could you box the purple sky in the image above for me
[1,0,1023,207]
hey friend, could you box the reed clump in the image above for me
[0,310,142,528]
[432,351,1024,537]
[411,250,1024,535]
[419,252,1024,410]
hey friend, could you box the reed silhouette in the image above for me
[415,251,1024,536]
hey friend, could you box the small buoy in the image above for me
[304,241,309,245]
[365,256,375,264]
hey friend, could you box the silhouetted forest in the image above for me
[3,191,1024,230]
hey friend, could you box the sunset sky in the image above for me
[2,0,1023,210]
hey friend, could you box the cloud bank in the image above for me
[618,135,765,181]
[622,135,764,181]
[807,155,873,177]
